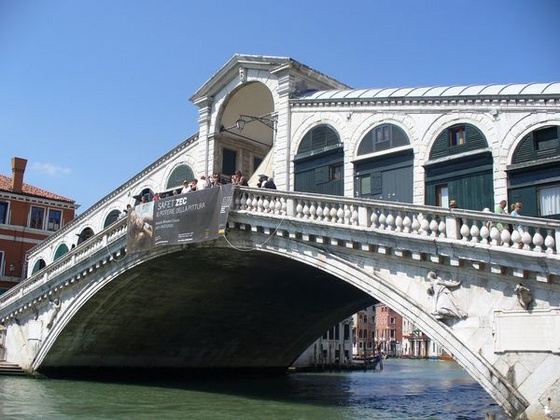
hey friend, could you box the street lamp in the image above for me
[235,114,277,132]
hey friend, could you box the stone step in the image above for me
[0,362,26,376]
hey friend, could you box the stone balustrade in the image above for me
[235,188,560,255]
[2,187,559,319]
[0,218,128,316]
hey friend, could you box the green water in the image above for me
[0,359,507,419]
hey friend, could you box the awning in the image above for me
[248,149,274,187]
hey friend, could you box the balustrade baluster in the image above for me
[336,206,344,224]
[489,226,501,246]
[309,202,317,220]
[322,204,330,222]
[316,202,324,220]
[344,205,351,225]
[296,201,304,218]
[303,201,310,219]
[379,212,387,230]
[370,209,378,229]
[521,228,532,250]
[438,220,446,238]
[330,205,339,223]
[544,230,555,254]
[460,223,470,241]
[533,230,544,252]
[351,206,359,226]
[470,222,481,244]
[263,197,270,213]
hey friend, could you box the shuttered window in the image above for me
[430,123,488,160]
[513,126,560,164]
[357,124,409,155]
[296,125,340,157]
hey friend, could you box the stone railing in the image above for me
[233,188,560,255]
[3,187,558,317]
[0,217,128,315]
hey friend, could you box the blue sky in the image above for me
[1,0,559,214]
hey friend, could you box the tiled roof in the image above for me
[0,174,75,203]
[297,82,560,101]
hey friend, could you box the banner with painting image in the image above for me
[152,183,234,246]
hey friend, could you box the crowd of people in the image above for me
[448,198,525,246]
[128,170,277,206]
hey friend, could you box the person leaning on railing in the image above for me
[494,200,508,232]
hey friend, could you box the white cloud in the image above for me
[31,162,72,177]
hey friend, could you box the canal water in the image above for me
[0,359,508,419]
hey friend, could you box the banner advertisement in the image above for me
[153,183,234,247]
[126,185,234,253]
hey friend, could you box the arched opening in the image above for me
[31,259,46,275]
[216,82,275,182]
[508,125,560,219]
[53,244,69,261]
[77,227,95,245]
[103,210,122,228]
[133,188,154,205]
[166,164,195,195]
[354,123,413,202]
[424,123,493,210]
[294,124,344,196]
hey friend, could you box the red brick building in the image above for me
[374,303,403,357]
[0,157,77,293]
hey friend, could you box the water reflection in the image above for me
[0,360,506,419]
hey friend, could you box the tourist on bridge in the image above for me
[494,200,508,232]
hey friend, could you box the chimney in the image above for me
[11,157,27,193]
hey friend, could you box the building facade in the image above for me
[352,305,376,358]
[0,158,77,292]
[374,303,403,357]
[292,317,353,368]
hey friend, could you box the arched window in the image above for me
[357,124,409,155]
[104,209,122,228]
[31,259,46,275]
[425,123,492,211]
[294,125,343,196]
[167,165,195,190]
[53,244,69,261]
[77,227,95,245]
[133,188,154,205]
[509,125,560,219]
[354,124,412,203]
[429,123,487,160]
[297,125,341,157]
[512,125,560,164]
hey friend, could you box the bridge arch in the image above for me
[30,235,525,417]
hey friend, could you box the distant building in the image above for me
[292,317,353,368]
[401,317,430,358]
[401,317,452,359]
[0,157,77,293]
[353,305,376,358]
[374,303,403,357]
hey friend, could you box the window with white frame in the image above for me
[29,206,45,229]
[47,209,62,231]
[0,202,8,224]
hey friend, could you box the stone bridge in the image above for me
[1,187,559,419]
